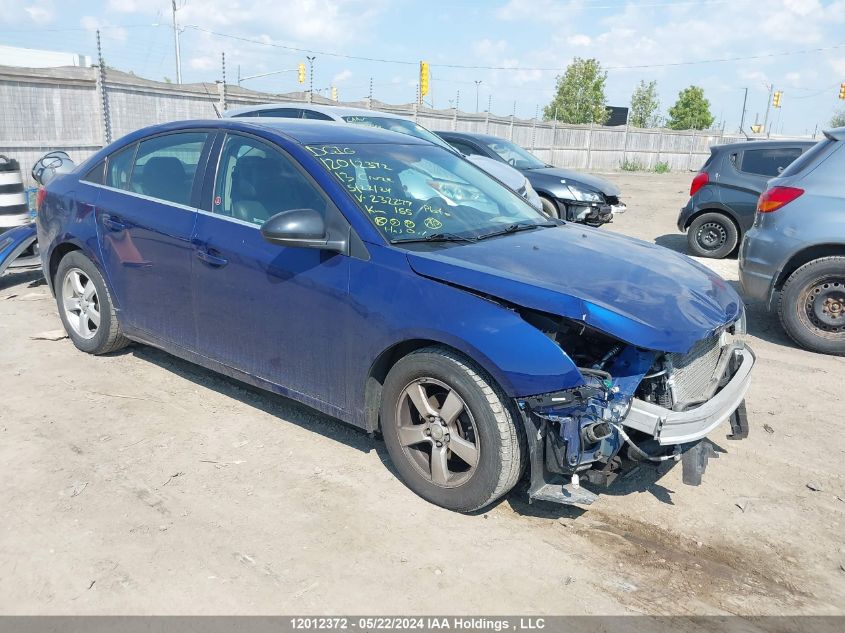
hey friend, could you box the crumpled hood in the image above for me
[527,167,621,197]
[406,225,742,354]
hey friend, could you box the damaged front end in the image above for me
[516,311,754,506]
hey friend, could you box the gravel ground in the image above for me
[1,170,843,615]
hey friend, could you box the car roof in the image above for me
[710,138,816,152]
[224,102,409,121]
[105,118,430,150]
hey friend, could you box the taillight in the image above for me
[690,172,709,196]
[757,186,804,213]
[35,186,46,213]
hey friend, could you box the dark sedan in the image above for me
[436,131,625,225]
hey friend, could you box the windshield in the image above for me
[482,138,546,170]
[341,115,455,151]
[307,143,549,242]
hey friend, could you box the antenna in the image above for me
[201,82,222,118]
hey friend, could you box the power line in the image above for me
[184,25,845,72]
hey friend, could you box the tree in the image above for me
[666,86,714,130]
[543,57,609,125]
[629,80,660,128]
[831,109,845,127]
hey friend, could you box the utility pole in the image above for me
[306,56,315,103]
[738,87,748,133]
[367,77,373,109]
[474,80,482,113]
[171,0,182,84]
[763,82,774,136]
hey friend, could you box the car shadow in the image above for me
[0,268,42,292]
[126,345,380,457]
[654,233,688,254]
[727,280,797,348]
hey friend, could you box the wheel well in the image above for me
[48,243,81,290]
[685,208,739,233]
[774,244,845,291]
[364,339,471,433]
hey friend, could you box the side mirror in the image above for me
[260,208,347,254]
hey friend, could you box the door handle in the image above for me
[196,249,228,267]
[102,217,126,232]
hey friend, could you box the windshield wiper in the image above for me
[392,232,477,244]
[477,222,556,241]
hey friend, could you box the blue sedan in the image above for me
[36,119,754,511]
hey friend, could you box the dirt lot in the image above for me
[1,170,844,615]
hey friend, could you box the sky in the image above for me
[2,0,845,135]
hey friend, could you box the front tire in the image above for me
[55,251,130,355]
[380,347,526,512]
[687,212,738,259]
[539,196,560,219]
[778,257,845,355]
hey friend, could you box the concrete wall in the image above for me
[0,64,808,186]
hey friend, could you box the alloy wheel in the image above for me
[395,378,479,488]
[62,267,100,340]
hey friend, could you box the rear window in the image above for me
[739,147,803,176]
[779,138,836,178]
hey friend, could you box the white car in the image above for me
[224,103,543,211]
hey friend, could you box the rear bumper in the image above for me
[738,227,791,307]
[621,346,755,445]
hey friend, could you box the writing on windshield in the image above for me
[307,143,544,242]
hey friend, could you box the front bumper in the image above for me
[621,346,755,445]
[610,203,627,216]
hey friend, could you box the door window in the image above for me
[739,147,803,176]
[213,134,327,226]
[130,132,208,205]
[105,144,136,190]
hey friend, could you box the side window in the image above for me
[258,108,302,118]
[739,148,803,176]
[105,144,136,190]
[81,160,105,185]
[131,132,208,206]
[213,134,328,226]
[301,109,333,121]
[449,140,483,156]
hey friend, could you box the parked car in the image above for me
[37,118,753,511]
[225,102,542,211]
[435,131,625,225]
[739,128,845,355]
[678,139,814,258]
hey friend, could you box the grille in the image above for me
[667,335,723,406]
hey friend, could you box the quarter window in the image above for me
[213,134,327,226]
[105,144,136,190]
[81,160,105,185]
[739,147,803,176]
[130,132,208,206]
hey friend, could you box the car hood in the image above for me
[527,167,621,196]
[405,225,741,353]
[466,155,525,190]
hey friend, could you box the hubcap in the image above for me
[395,378,479,488]
[696,221,727,250]
[804,278,845,334]
[62,268,100,340]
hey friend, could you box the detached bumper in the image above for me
[622,346,756,445]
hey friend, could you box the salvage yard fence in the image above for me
[0,64,809,186]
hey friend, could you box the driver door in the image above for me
[191,132,352,410]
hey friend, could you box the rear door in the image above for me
[725,146,805,230]
[95,130,212,346]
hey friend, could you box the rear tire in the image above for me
[54,251,130,355]
[778,257,845,355]
[687,212,738,259]
[380,346,526,512]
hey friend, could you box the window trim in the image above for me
[207,130,340,228]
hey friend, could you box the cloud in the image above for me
[108,0,144,12]
[80,15,128,41]
[24,4,53,23]
[189,56,217,71]
[332,69,352,83]
[567,34,591,47]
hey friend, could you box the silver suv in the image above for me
[739,127,845,355]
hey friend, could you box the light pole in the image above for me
[474,80,482,112]
[171,0,183,84]
[307,56,315,103]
